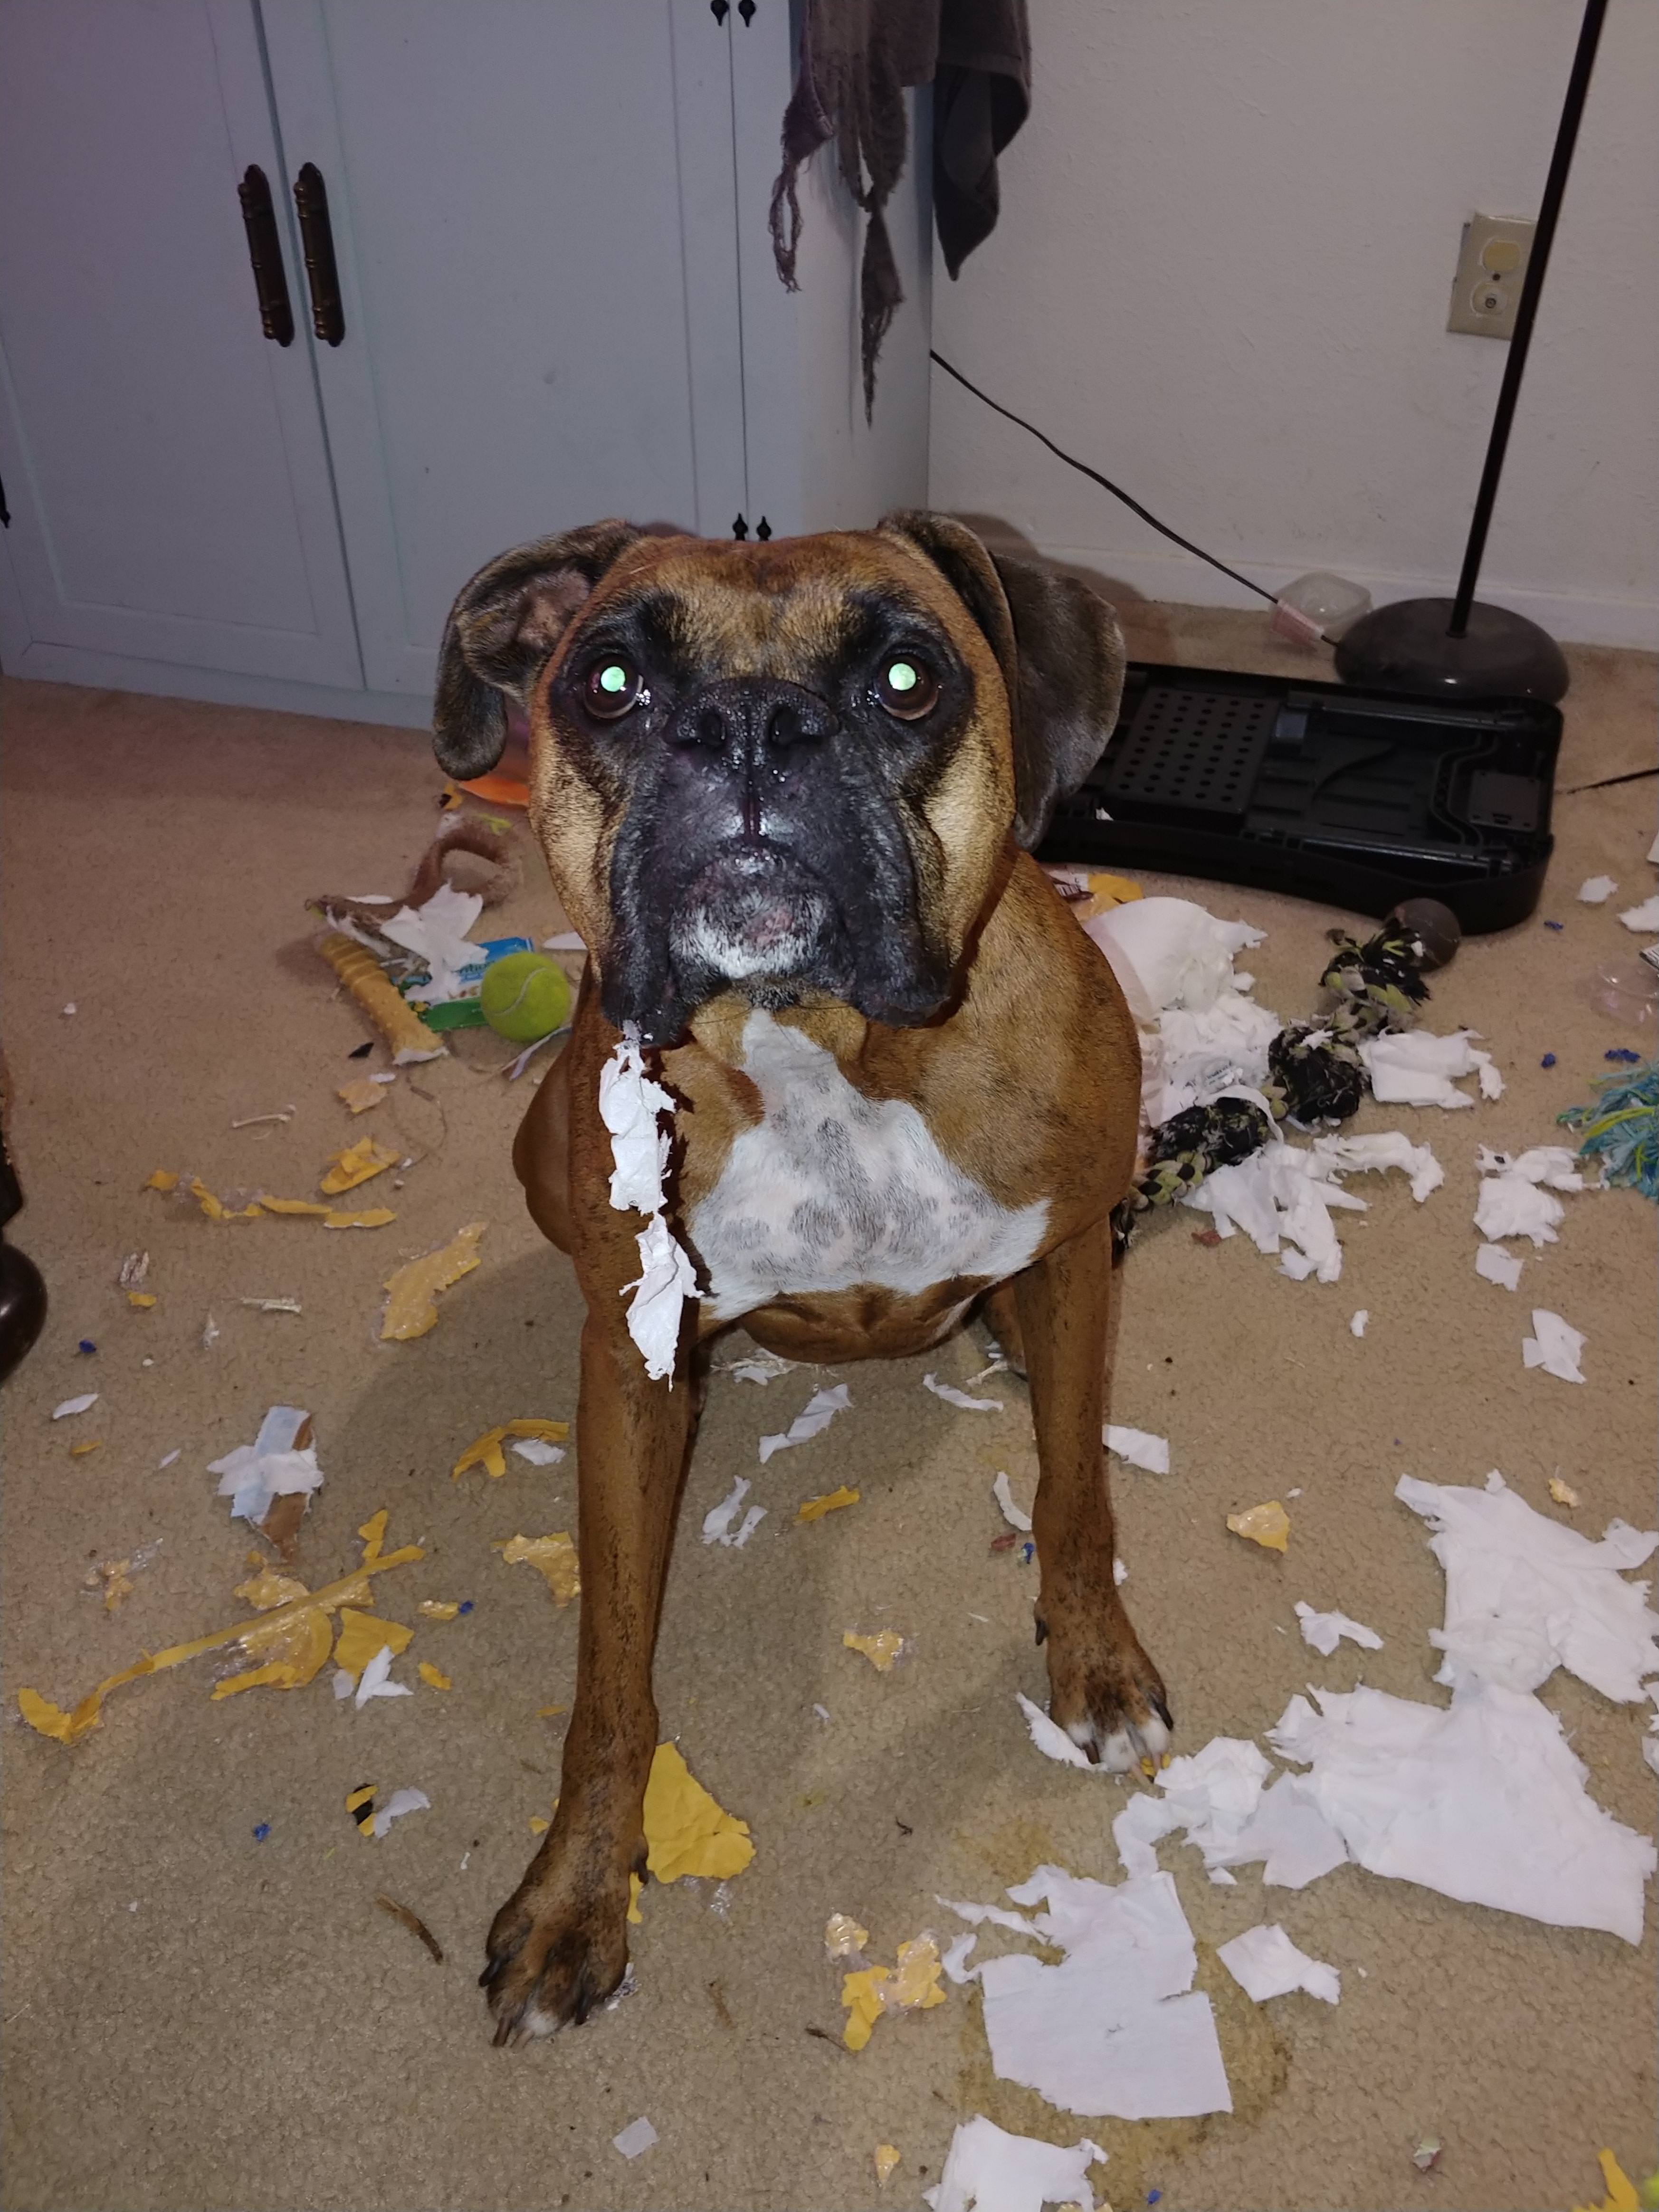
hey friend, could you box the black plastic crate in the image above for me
[1040,663,1562,933]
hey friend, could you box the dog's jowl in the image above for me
[433,513,1171,2045]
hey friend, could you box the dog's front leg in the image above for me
[1014,1222,1173,1770]
[480,1309,694,2045]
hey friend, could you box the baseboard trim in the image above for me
[0,640,434,728]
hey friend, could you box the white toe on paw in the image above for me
[516,1999,565,2042]
[1065,1706,1172,1772]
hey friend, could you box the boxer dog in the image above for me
[433,514,1170,2044]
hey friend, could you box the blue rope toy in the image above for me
[1558,1058,1659,1200]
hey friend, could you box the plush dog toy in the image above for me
[433,514,1170,2044]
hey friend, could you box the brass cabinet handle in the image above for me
[236,164,294,345]
[292,162,344,346]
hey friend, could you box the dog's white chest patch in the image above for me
[688,1011,1048,1321]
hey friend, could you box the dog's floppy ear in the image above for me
[432,520,644,779]
[877,511,1125,849]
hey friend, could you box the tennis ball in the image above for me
[479,951,571,1042]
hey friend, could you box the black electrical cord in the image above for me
[929,349,1278,605]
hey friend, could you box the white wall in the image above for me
[928,0,1658,646]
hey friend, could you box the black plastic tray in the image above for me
[1040,663,1562,933]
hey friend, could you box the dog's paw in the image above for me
[1041,1600,1173,1773]
[479,1854,636,2047]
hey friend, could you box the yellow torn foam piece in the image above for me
[381,1221,486,1341]
[529,1814,550,1835]
[875,2145,901,2187]
[320,1135,400,1195]
[453,1417,570,1480]
[338,1078,387,1115]
[643,1741,754,1884]
[87,1559,133,1611]
[69,1441,101,1459]
[498,1532,580,1605]
[17,1530,422,1743]
[418,1661,451,1690]
[234,1569,311,1611]
[537,1704,567,1717]
[188,1177,264,1223]
[126,1291,158,1309]
[797,1485,860,1523]
[419,1600,460,1621]
[844,1630,906,1672]
[825,1913,870,1958]
[1550,1476,1582,1507]
[143,1169,180,1192]
[1228,1500,1291,1553]
[1575,2151,1640,2212]
[317,931,448,1065]
[358,1510,389,1565]
[213,1606,334,1698]
[322,1206,395,1230]
[628,1871,644,1925]
[334,1607,414,1681]
[841,1934,946,2050]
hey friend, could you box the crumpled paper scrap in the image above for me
[1295,1600,1383,1656]
[352,1783,430,1841]
[343,1641,414,1707]
[642,1740,754,1884]
[844,1630,906,1672]
[797,1486,859,1523]
[320,1135,400,1193]
[924,2117,1107,2212]
[1111,1736,1272,1877]
[759,1382,851,1462]
[1360,1028,1500,1108]
[1396,1469,1658,1702]
[841,1933,947,2050]
[1475,1144,1585,1247]
[1106,1425,1169,1474]
[702,1474,765,1547]
[53,1393,97,1420]
[498,1532,580,1605]
[19,1526,423,1739]
[381,1221,486,1340]
[1475,1241,1524,1289]
[1523,1307,1586,1383]
[1578,876,1619,905]
[1217,1922,1340,2004]
[1228,1501,1290,1553]
[208,1405,323,1528]
[452,1417,570,1479]
[1619,893,1659,933]
[993,1471,1032,1531]
[612,2117,658,2161]
[923,1372,1003,1412]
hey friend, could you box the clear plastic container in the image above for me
[1270,571,1373,646]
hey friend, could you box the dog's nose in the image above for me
[670,678,835,768]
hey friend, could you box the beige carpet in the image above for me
[2,610,1655,2212]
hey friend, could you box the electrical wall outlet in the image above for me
[1447,212,1535,338]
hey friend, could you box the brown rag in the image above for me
[769,0,1030,419]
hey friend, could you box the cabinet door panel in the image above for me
[0,0,362,684]
[262,0,745,695]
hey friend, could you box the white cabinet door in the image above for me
[0,0,362,686]
[260,0,747,697]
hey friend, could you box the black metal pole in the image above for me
[1447,0,1607,636]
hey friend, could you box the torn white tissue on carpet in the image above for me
[1474,1145,1585,1246]
[540,930,585,952]
[941,1931,980,1983]
[1106,1425,1170,1474]
[1218,1773,1349,1889]
[1112,1737,1271,1878]
[1360,1030,1496,1109]
[1523,1308,1585,1383]
[719,1346,798,1385]
[702,1475,753,1545]
[1579,877,1618,904]
[1620,893,1659,932]
[1218,1923,1340,2004]
[757,1382,851,1462]
[1181,1145,1363,1284]
[993,1471,1032,1531]
[379,881,484,1002]
[944,1866,1231,2120]
[924,1371,1003,1412]
[510,1436,564,1466]
[1016,1691,1094,1770]
[372,1786,430,1839]
[1312,1130,1445,1202]
[208,1405,322,1525]
[923,2117,1107,2212]
[1475,1242,1524,1290]
[1296,1601,1383,1656]
[602,1030,698,1382]
[611,2117,657,2160]
[52,1393,98,1420]
[1350,1310,1368,1338]
[1269,1681,1656,1944]
[355,1644,412,1708]
[1395,1470,1659,1702]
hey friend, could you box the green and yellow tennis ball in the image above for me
[479,951,571,1042]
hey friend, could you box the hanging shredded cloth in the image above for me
[770,0,1030,419]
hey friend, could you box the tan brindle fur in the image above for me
[468,528,1167,2044]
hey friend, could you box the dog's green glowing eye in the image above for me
[874,653,939,719]
[584,654,645,718]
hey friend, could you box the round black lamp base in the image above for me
[1334,597,1570,704]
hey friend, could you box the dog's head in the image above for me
[433,515,1123,1045]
